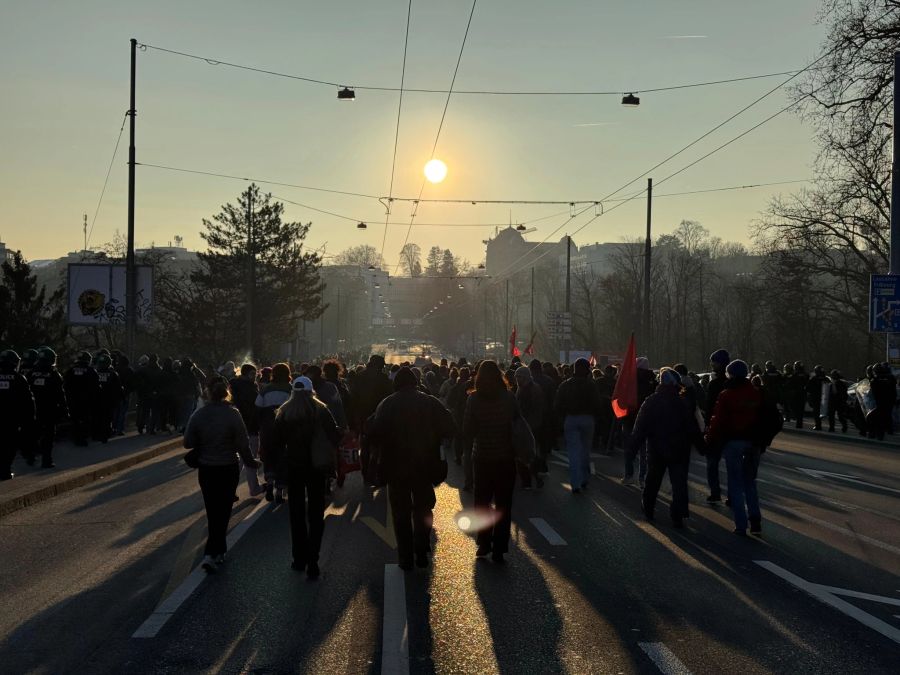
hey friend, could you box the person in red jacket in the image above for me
[705,359,764,536]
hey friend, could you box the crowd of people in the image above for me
[0,344,895,575]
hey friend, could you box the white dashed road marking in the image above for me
[382,564,410,675]
[529,517,567,545]
[132,499,271,638]
[639,641,693,674]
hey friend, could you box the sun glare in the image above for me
[424,158,448,184]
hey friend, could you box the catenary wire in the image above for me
[381,0,414,259]
[138,42,803,97]
[85,112,129,252]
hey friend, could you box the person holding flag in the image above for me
[611,335,656,487]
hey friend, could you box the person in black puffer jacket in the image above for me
[631,368,704,527]
[255,363,293,502]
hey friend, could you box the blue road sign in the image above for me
[870,275,900,332]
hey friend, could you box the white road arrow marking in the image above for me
[795,468,900,495]
[756,561,900,645]
[361,496,397,549]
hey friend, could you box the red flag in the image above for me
[524,332,536,356]
[509,325,518,357]
[589,352,598,369]
[611,333,638,419]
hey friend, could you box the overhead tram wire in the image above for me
[85,112,129,252]
[394,0,478,272]
[138,42,804,97]
[380,0,414,260]
[435,38,849,304]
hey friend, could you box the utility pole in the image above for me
[125,38,137,360]
[887,53,900,365]
[565,234,571,363]
[483,289,488,358]
[337,287,342,354]
[246,187,254,359]
[83,214,88,253]
[530,266,535,343]
[643,178,653,360]
[505,279,510,359]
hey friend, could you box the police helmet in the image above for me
[21,348,38,367]
[0,350,21,369]
[813,365,825,376]
[94,353,112,369]
[97,348,111,357]
[783,363,792,373]
[750,363,762,375]
[830,369,841,379]
[36,346,57,368]
[76,351,92,365]
[765,360,775,370]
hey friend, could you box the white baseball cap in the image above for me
[292,376,314,393]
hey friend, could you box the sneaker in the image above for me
[706,494,722,504]
[732,528,747,537]
[307,562,320,579]
[749,519,762,536]
[201,555,217,573]
[724,497,732,507]
[214,554,226,565]
[475,544,492,558]
[621,476,635,486]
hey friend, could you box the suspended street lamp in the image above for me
[622,92,640,107]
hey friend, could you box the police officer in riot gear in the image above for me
[20,348,39,380]
[94,352,123,443]
[64,351,101,446]
[828,370,849,433]
[806,365,829,431]
[788,362,808,429]
[0,350,36,480]
[29,347,67,468]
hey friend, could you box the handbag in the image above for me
[183,447,200,469]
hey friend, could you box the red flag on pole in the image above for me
[611,333,638,419]
[510,325,519,357]
[524,332,536,356]
[589,352,598,369]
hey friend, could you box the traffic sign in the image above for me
[870,275,900,332]
[547,310,572,338]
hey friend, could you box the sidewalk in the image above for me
[782,421,900,449]
[0,431,184,518]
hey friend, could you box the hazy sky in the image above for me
[2,0,827,267]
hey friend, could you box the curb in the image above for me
[781,425,899,450]
[0,437,184,519]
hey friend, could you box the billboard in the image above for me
[67,263,153,326]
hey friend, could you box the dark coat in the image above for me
[631,384,702,461]
[369,387,455,482]
[463,390,518,462]
[554,374,600,418]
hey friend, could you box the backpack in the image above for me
[755,398,784,450]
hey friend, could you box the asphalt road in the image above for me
[1,430,899,674]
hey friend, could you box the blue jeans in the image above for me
[564,415,594,490]
[723,440,762,531]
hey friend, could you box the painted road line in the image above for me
[795,467,900,495]
[529,517,567,545]
[815,586,900,607]
[382,564,409,675]
[755,561,900,646]
[132,499,271,639]
[638,642,693,675]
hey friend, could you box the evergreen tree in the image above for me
[0,251,65,351]
[186,184,324,360]
[440,249,459,277]
[425,246,443,276]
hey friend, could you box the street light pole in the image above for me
[888,52,900,364]
[246,188,254,359]
[643,178,653,360]
[565,234,571,363]
[125,38,137,360]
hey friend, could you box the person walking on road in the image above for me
[514,365,545,489]
[703,349,730,503]
[555,357,600,493]
[631,368,703,527]
[230,363,264,497]
[183,378,259,572]
[705,360,764,536]
[255,363,293,502]
[64,351,101,446]
[369,367,455,570]
[463,360,519,563]
[272,376,340,578]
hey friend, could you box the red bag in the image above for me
[336,431,362,487]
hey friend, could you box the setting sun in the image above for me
[424,158,447,184]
